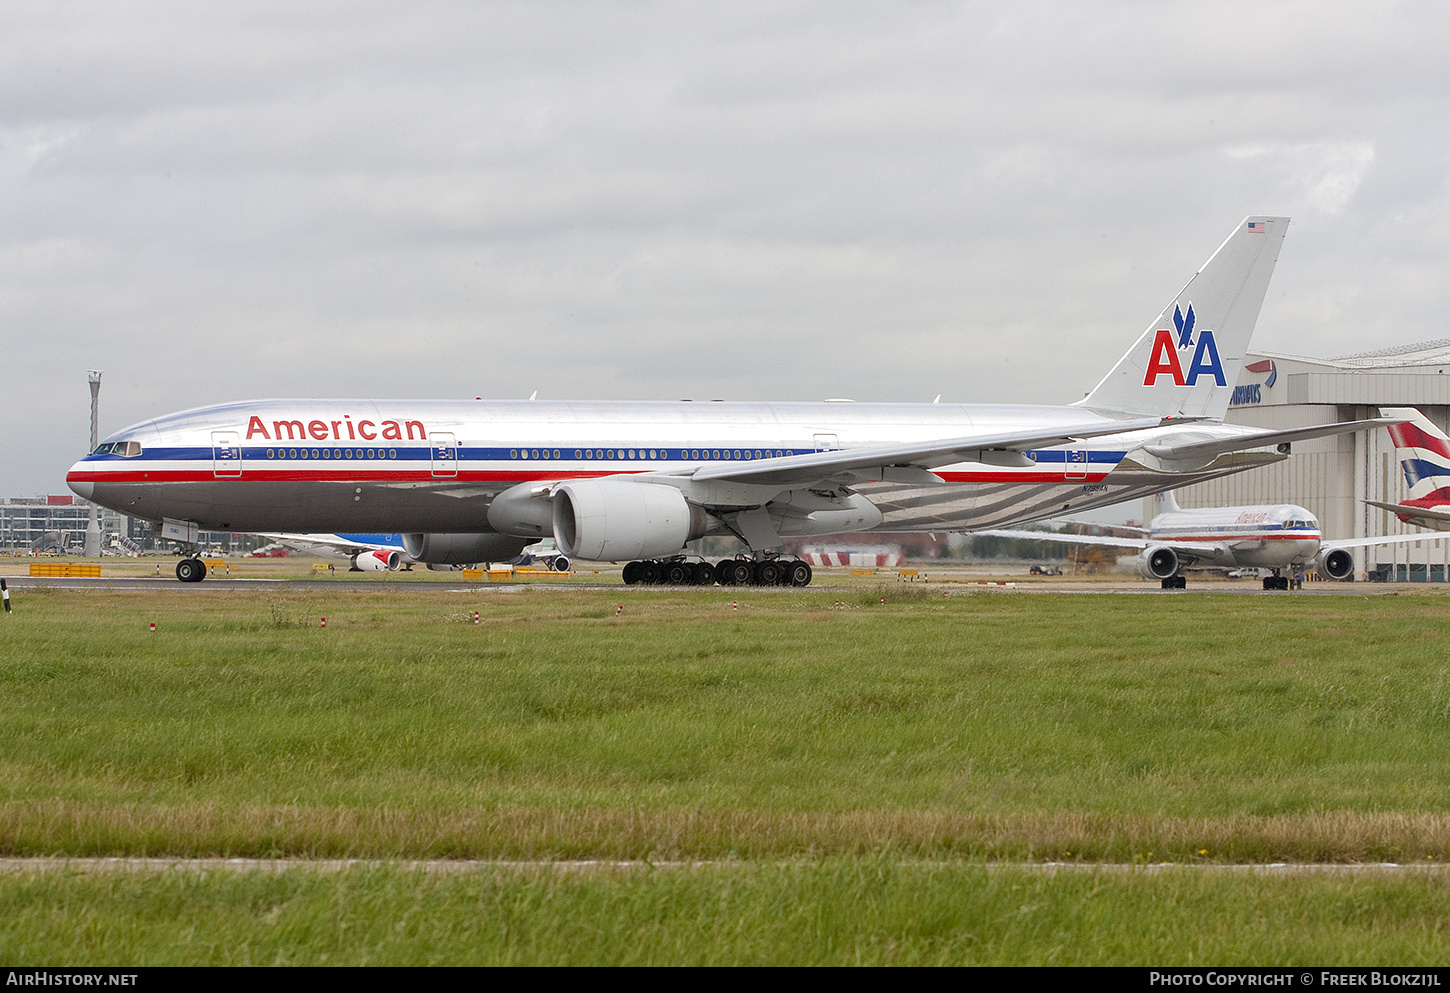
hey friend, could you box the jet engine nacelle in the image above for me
[1314,547,1354,581]
[551,480,710,561]
[350,549,400,572]
[401,532,533,565]
[1137,545,1180,581]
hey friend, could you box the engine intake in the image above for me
[551,480,709,561]
[1137,545,1180,581]
[1315,547,1354,581]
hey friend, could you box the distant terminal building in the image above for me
[0,495,240,555]
[0,496,126,553]
[1165,339,1450,580]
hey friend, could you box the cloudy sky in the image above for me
[4,1,1448,497]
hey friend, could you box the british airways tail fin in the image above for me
[1076,216,1289,420]
[1382,407,1450,507]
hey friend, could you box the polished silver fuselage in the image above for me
[67,399,1281,536]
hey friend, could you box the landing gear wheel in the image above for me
[176,558,207,583]
[723,561,753,586]
[715,561,737,585]
[622,561,641,586]
[1160,575,1186,590]
[664,562,690,585]
[638,561,662,585]
[693,562,716,586]
[756,560,783,586]
[786,560,812,587]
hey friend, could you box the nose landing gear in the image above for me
[175,558,208,583]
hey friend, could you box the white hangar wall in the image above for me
[1151,341,1450,580]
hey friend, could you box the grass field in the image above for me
[4,583,1450,963]
[8,863,1450,966]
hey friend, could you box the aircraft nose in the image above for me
[66,467,94,501]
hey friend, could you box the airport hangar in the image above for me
[1164,339,1450,581]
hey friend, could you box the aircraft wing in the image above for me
[973,529,1154,552]
[683,416,1169,487]
[1365,500,1450,530]
[1326,526,1449,549]
[1138,418,1400,462]
[257,532,405,555]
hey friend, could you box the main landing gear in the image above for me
[1160,575,1187,589]
[175,558,208,583]
[1262,571,1300,591]
[622,557,813,587]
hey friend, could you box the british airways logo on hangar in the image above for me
[1141,302,1226,387]
[1229,359,1277,406]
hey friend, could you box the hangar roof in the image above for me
[1239,339,1450,407]
[1257,339,1450,372]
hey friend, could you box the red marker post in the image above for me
[320,617,326,629]
[149,622,155,633]
[473,611,480,624]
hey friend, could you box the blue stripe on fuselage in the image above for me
[84,446,1132,466]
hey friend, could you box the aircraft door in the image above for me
[211,431,242,478]
[431,432,459,478]
[1065,449,1088,481]
[814,433,840,453]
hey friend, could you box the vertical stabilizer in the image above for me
[1153,490,1182,516]
[1077,216,1289,420]
[1382,407,1450,507]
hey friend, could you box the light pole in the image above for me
[83,371,102,558]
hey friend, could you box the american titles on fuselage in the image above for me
[244,415,427,442]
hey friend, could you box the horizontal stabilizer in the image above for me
[1365,500,1450,529]
[1140,418,1398,462]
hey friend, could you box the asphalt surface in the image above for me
[0,575,1431,595]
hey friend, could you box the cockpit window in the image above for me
[96,441,143,457]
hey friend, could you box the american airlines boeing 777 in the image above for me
[67,216,1393,584]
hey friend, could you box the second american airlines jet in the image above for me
[980,491,1431,590]
[67,216,1394,584]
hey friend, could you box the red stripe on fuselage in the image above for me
[1158,533,1319,542]
[69,468,1115,485]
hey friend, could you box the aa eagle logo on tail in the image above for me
[1143,301,1226,387]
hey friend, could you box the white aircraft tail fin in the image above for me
[1077,216,1289,421]
[1153,490,1182,515]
